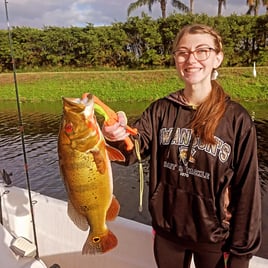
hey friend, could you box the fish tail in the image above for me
[106,195,120,221]
[82,230,118,255]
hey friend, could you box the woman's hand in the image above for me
[102,111,129,141]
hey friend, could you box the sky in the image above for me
[0,0,267,29]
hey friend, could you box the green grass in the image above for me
[0,67,267,102]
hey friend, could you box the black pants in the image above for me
[154,233,226,268]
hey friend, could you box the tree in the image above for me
[246,0,259,15]
[260,0,268,14]
[127,0,189,19]
[245,0,268,15]
[189,0,194,14]
[218,0,226,16]
[265,0,268,14]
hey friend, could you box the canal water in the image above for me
[0,100,267,258]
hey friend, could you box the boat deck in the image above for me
[0,184,267,268]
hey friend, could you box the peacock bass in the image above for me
[58,93,125,254]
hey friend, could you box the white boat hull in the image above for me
[0,184,267,268]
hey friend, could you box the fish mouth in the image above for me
[63,95,94,110]
[62,94,99,150]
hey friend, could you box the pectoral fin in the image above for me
[92,150,106,174]
[106,144,125,162]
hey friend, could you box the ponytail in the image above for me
[191,81,227,144]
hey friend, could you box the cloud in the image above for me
[0,0,266,29]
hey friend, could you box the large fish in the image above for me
[58,93,125,254]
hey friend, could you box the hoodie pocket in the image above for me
[171,187,222,242]
[150,183,226,243]
[149,182,172,231]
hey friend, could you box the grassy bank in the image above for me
[0,67,267,102]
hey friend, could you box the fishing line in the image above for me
[4,0,40,259]
[134,139,144,212]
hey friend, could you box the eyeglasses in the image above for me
[173,47,215,63]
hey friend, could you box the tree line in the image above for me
[127,0,268,18]
[0,13,267,72]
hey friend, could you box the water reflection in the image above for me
[0,107,63,199]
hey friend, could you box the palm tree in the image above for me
[189,0,194,14]
[127,0,189,19]
[247,0,268,15]
[245,0,268,15]
[218,0,226,16]
[246,0,259,15]
[256,0,268,15]
[261,0,268,14]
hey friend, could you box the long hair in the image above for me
[173,24,227,145]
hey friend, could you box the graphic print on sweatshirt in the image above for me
[160,127,231,180]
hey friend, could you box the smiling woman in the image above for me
[100,24,262,268]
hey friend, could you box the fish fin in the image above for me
[67,200,89,231]
[82,230,118,255]
[92,150,106,174]
[106,195,120,221]
[106,144,126,162]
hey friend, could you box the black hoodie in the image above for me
[112,89,261,264]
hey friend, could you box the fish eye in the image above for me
[65,122,73,133]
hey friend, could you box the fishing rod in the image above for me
[4,0,40,259]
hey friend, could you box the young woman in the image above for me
[102,24,261,268]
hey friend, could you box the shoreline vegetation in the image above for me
[0,67,267,103]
